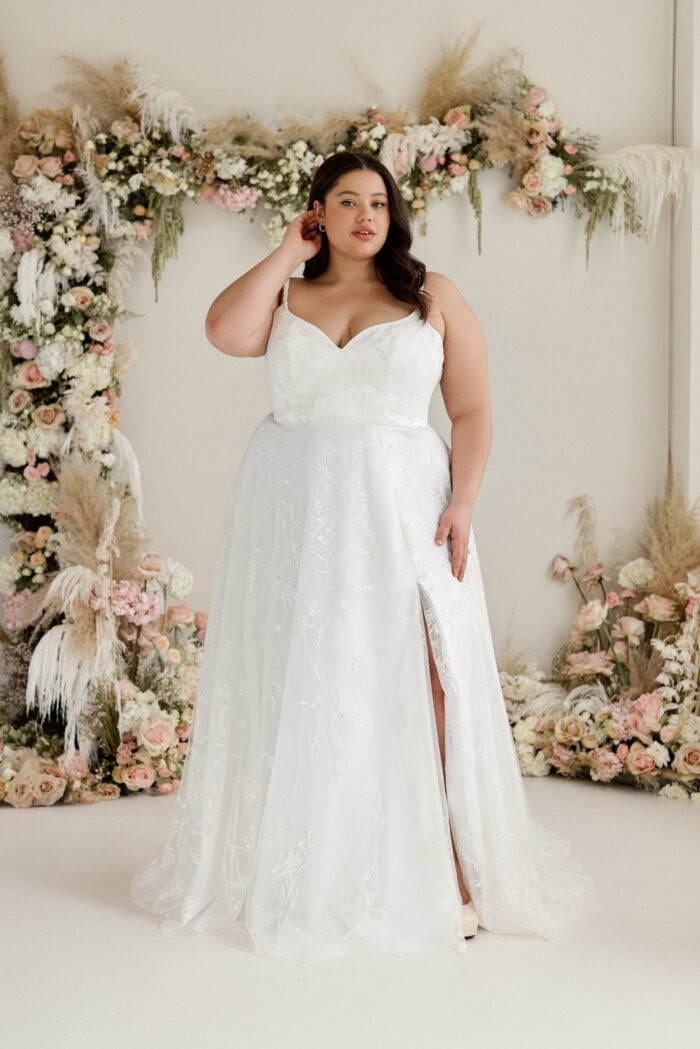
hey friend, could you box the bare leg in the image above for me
[422,609,471,905]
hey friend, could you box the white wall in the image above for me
[2,0,679,669]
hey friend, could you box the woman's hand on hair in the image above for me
[279,209,323,262]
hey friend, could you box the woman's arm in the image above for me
[431,271,493,506]
[427,271,493,581]
[204,242,302,358]
[205,210,322,357]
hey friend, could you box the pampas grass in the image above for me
[48,453,149,581]
[594,143,699,249]
[635,452,700,600]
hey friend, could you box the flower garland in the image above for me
[0,39,695,806]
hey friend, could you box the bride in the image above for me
[131,150,593,960]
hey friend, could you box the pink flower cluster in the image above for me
[110,579,161,625]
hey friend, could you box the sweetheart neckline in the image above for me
[279,301,444,352]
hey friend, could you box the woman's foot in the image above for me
[461,900,479,939]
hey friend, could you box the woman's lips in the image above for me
[352,230,375,239]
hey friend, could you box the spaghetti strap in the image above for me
[282,277,290,304]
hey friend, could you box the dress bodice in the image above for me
[265,277,444,427]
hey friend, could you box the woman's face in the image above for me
[313,169,391,256]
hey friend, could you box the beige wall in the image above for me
[3,0,680,668]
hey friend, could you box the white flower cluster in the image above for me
[652,609,700,706]
[0,473,57,515]
[160,557,194,599]
[535,154,569,198]
[0,557,21,596]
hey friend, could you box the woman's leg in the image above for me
[422,609,471,905]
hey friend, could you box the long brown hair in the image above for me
[302,152,432,322]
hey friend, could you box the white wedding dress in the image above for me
[131,276,594,961]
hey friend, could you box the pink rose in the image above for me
[643,594,680,622]
[627,712,654,744]
[527,87,547,105]
[157,782,176,794]
[504,189,531,214]
[87,320,112,342]
[625,741,656,775]
[673,743,700,776]
[8,389,32,412]
[31,403,65,429]
[16,360,51,389]
[564,650,616,678]
[12,154,38,179]
[522,169,542,195]
[563,164,574,175]
[443,106,471,130]
[38,156,63,178]
[115,743,133,765]
[121,764,156,791]
[140,552,164,578]
[167,603,194,626]
[589,747,623,782]
[525,195,553,217]
[60,286,95,310]
[564,143,578,155]
[606,591,622,608]
[138,719,177,756]
[10,338,38,359]
[633,691,663,729]
[551,554,576,581]
[57,753,89,779]
[418,154,438,172]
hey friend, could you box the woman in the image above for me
[131,151,593,961]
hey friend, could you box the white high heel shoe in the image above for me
[461,900,479,939]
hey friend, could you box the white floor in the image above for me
[2,774,698,1048]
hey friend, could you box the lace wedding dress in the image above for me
[131,277,594,961]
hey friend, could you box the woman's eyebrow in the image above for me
[336,189,388,197]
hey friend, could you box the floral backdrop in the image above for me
[0,29,696,806]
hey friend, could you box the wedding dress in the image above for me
[130,276,594,961]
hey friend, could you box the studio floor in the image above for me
[2,774,697,1048]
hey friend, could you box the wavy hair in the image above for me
[302,152,432,321]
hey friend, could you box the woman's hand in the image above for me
[435,499,473,581]
[279,208,323,263]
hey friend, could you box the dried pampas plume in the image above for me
[594,143,699,253]
[49,452,149,580]
[634,451,700,600]
[416,23,525,124]
[52,54,142,125]
[564,494,599,571]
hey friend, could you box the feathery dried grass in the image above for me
[0,54,21,187]
[634,451,700,599]
[50,453,149,581]
[416,25,525,123]
[564,494,599,569]
[52,54,142,124]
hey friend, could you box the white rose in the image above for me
[618,557,655,589]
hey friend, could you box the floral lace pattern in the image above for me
[130,278,594,960]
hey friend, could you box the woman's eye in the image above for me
[340,201,386,207]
